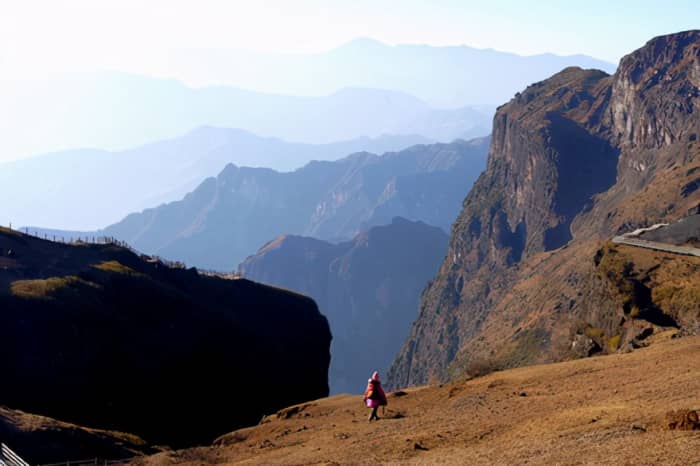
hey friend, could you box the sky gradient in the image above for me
[1,0,697,82]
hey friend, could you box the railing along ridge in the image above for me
[3,226,240,279]
[0,443,30,466]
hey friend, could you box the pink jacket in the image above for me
[364,379,387,406]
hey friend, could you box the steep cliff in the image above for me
[238,218,448,393]
[389,31,700,388]
[0,227,331,448]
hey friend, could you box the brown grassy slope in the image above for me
[445,236,700,380]
[132,335,700,466]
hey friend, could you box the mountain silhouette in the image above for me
[0,127,433,230]
[102,138,489,270]
[2,73,491,161]
[238,217,449,394]
[167,37,615,107]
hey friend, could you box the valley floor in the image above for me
[135,334,700,465]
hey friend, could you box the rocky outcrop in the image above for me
[666,409,700,430]
[0,228,331,448]
[103,138,488,269]
[389,31,700,388]
[238,218,448,394]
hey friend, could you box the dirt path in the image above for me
[134,335,700,465]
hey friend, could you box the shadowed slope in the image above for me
[0,228,331,448]
[239,218,449,393]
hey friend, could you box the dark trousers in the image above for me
[369,405,379,420]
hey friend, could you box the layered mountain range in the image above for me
[1,127,431,230]
[238,217,448,394]
[102,138,489,269]
[0,227,331,448]
[2,73,491,161]
[2,41,615,161]
[166,38,615,107]
[389,30,700,388]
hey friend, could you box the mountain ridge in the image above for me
[101,138,490,269]
[168,38,615,107]
[2,73,492,162]
[0,127,434,230]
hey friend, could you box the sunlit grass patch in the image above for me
[92,260,137,275]
[10,276,88,299]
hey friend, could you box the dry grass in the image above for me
[132,336,700,466]
[10,276,88,299]
[93,260,138,275]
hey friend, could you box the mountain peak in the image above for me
[335,37,388,51]
[617,29,700,85]
[610,30,700,149]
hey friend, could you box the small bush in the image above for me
[629,305,641,318]
[584,326,604,339]
[608,334,621,352]
[464,357,502,379]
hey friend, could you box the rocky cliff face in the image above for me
[389,31,700,388]
[238,218,448,393]
[0,228,331,448]
[103,138,488,269]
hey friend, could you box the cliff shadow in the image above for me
[543,113,620,250]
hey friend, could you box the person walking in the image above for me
[363,371,388,421]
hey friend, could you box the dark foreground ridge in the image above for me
[0,227,331,452]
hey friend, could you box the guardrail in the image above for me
[612,235,700,257]
[0,443,30,466]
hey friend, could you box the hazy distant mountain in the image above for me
[0,127,433,230]
[168,38,616,107]
[238,217,448,394]
[1,72,491,161]
[102,138,490,270]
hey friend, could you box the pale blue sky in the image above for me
[1,0,697,79]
